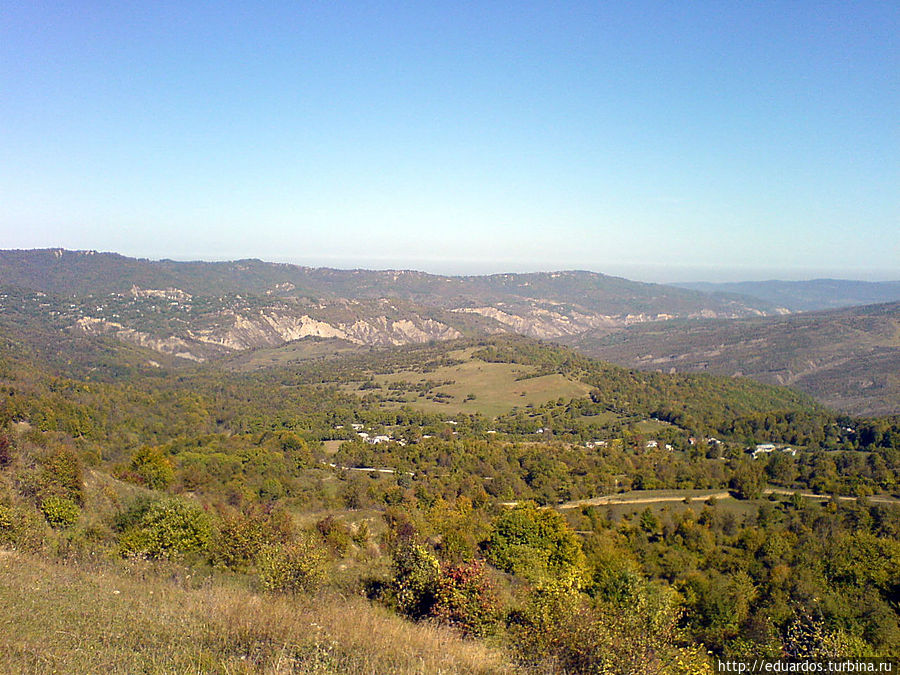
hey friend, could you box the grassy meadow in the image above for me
[0,551,516,675]
[355,349,593,417]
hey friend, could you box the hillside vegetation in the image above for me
[3,249,896,415]
[0,249,774,317]
[567,303,900,416]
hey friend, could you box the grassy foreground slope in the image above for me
[0,551,512,675]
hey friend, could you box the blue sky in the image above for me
[1,2,897,281]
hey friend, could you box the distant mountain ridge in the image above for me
[3,248,896,416]
[674,279,900,312]
[0,248,777,317]
[0,249,783,361]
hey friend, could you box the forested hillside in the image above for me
[0,249,774,317]
[567,303,900,416]
[4,250,897,417]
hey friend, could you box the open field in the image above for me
[556,487,900,524]
[322,440,344,455]
[0,551,514,675]
[558,488,733,509]
[590,497,760,524]
[634,419,674,434]
[346,349,594,417]
[559,487,900,511]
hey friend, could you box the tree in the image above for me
[486,503,586,587]
[731,460,765,500]
[129,445,174,490]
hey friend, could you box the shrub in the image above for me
[118,497,212,559]
[431,560,503,637]
[390,541,440,618]
[0,433,14,468]
[0,501,46,552]
[39,448,85,506]
[258,477,284,502]
[114,495,155,532]
[210,506,293,571]
[352,519,371,546]
[128,445,174,490]
[511,584,711,675]
[277,431,312,468]
[316,515,353,555]
[256,534,327,593]
[40,495,81,529]
[585,537,643,604]
[783,606,874,658]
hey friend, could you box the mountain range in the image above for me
[675,279,900,312]
[0,248,897,416]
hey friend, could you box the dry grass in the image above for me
[0,550,519,674]
[365,358,592,417]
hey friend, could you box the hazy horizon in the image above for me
[11,246,898,285]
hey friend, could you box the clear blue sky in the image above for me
[2,2,897,281]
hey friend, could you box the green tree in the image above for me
[486,503,586,587]
[731,460,765,500]
[118,497,212,559]
[129,445,174,490]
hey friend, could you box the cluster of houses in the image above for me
[335,423,395,445]
[583,439,675,451]
[751,443,796,459]
[330,424,797,462]
[645,440,674,450]
[334,421,473,446]
[581,435,799,460]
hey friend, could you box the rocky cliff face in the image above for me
[452,305,618,339]
[186,310,462,351]
[73,303,463,360]
[0,253,786,364]
[75,317,210,362]
[66,283,785,363]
